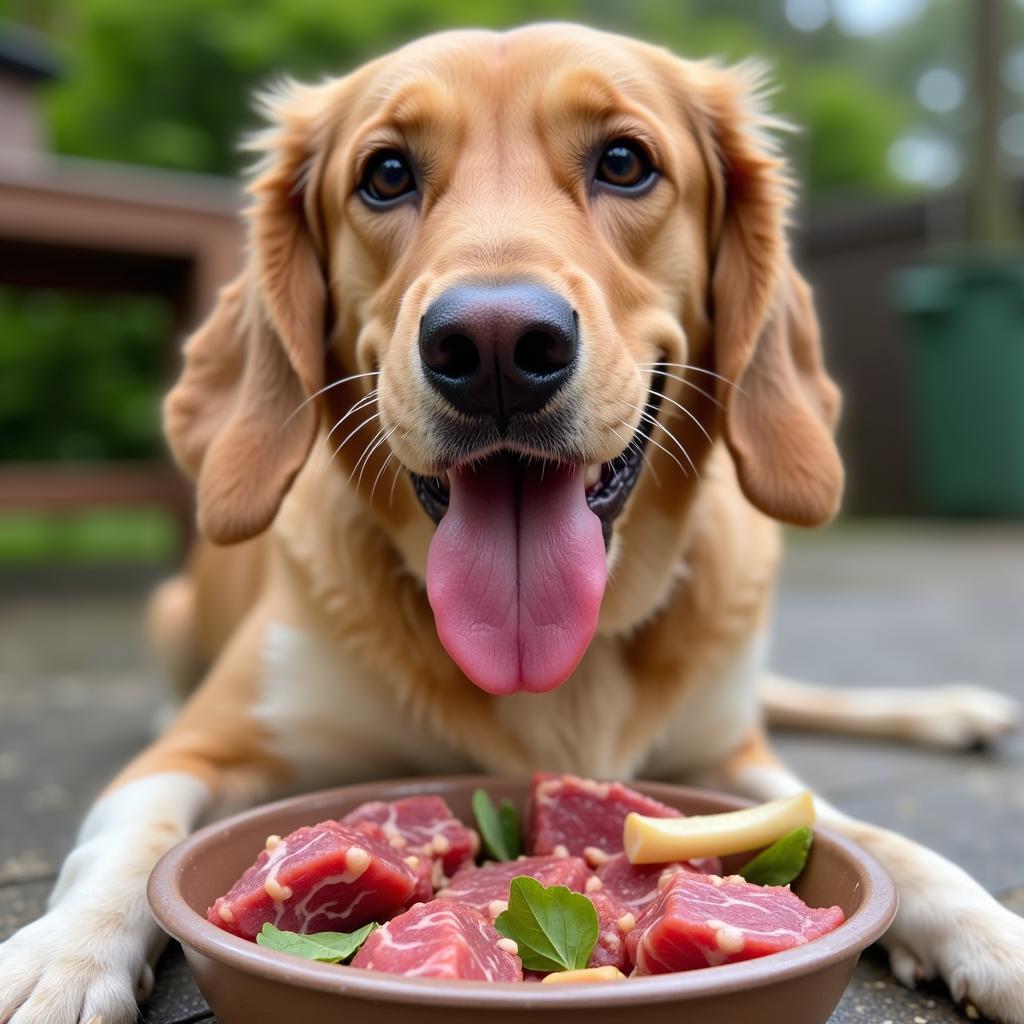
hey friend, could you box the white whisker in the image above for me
[609,422,662,488]
[345,424,385,480]
[651,390,714,447]
[607,422,640,460]
[369,447,395,507]
[640,428,690,479]
[605,425,631,473]
[283,369,381,427]
[354,425,397,490]
[388,453,405,507]
[622,417,688,477]
[641,368,724,410]
[629,405,697,479]
[348,425,385,481]
[637,361,746,396]
[324,388,379,444]
[328,410,380,467]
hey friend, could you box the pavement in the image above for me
[1,521,1022,1023]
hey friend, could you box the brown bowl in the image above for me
[148,776,896,1024]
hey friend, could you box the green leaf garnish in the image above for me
[472,788,522,861]
[738,826,813,887]
[494,876,598,972]
[255,922,377,963]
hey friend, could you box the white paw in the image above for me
[0,774,209,1024]
[908,684,1021,749]
[883,853,1024,1022]
[0,904,151,1024]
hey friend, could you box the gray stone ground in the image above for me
[0,522,1022,1023]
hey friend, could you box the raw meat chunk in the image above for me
[437,854,589,918]
[351,899,523,980]
[402,851,435,906]
[595,854,719,914]
[528,772,681,862]
[208,820,417,940]
[627,872,845,974]
[585,889,632,971]
[341,795,479,876]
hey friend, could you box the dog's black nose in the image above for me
[419,284,577,426]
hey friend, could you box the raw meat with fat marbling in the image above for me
[340,795,479,877]
[627,872,845,974]
[585,888,633,971]
[437,854,589,918]
[351,899,523,980]
[528,772,682,863]
[595,854,720,915]
[207,820,417,940]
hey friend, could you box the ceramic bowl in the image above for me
[148,776,897,1024]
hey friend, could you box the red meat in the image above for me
[402,851,435,906]
[627,872,845,974]
[437,854,590,918]
[208,820,417,939]
[528,772,681,863]
[351,899,523,980]
[340,795,479,877]
[595,854,720,915]
[585,888,633,971]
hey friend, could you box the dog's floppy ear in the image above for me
[164,80,331,544]
[699,64,843,526]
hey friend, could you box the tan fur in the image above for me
[148,24,828,796]
[4,25,1022,1024]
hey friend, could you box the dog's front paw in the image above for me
[884,861,1024,1023]
[0,905,150,1024]
[908,684,1021,749]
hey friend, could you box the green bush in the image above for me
[0,288,171,461]
[0,0,928,470]
[9,0,913,194]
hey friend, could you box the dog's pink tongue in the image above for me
[426,461,606,695]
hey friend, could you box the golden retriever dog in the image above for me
[2,23,1022,1024]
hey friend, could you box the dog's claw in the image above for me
[882,874,1024,1024]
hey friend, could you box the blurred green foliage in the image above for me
[0,288,171,460]
[0,0,952,472]
[5,0,927,197]
[0,507,176,562]
[786,65,910,195]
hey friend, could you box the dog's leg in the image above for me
[146,573,205,703]
[760,672,1021,750]
[0,611,284,1024]
[706,726,1024,1024]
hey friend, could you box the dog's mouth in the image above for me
[411,376,665,543]
[410,377,664,696]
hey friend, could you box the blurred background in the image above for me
[1,6,1022,1021]
[0,0,1022,564]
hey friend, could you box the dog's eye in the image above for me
[360,150,416,205]
[595,140,655,191]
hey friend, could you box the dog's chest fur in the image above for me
[255,618,765,786]
[254,455,778,788]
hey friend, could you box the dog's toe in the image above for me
[887,942,933,989]
[886,896,1024,1023]
[2,961,138,1024]
[910,684,1021,749]
[77,972,138,1024]
[0,914,143,1024]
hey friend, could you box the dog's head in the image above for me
[165,24,842,695]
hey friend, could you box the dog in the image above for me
[2,23,1022,1024]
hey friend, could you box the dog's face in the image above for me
[165,24,843,695]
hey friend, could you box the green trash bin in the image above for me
[892,257,1024,516]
